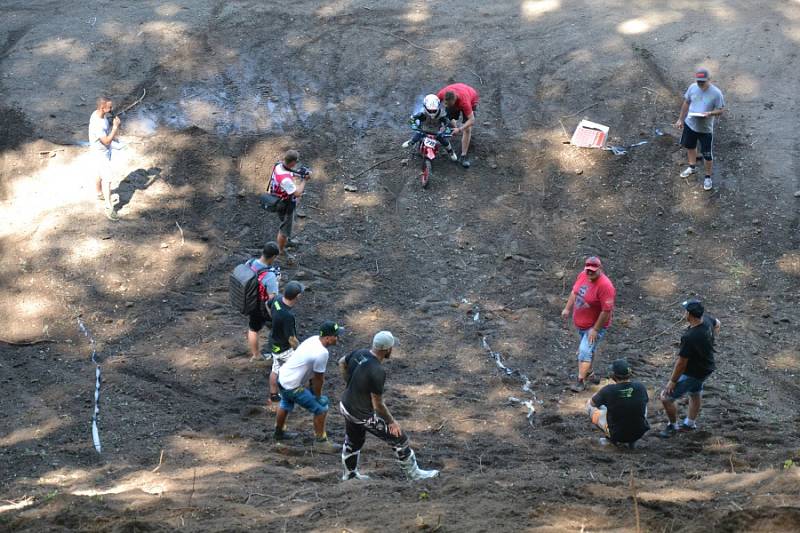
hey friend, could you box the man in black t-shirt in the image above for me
[267,281,303,409]
[658,299,721,438]
[337,331,439,481]
[586,359,649,448]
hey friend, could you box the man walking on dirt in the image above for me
[273,321,342,452]
[658,299,721,438]
[245,242,281,361]
[269,150,311,262]
[437,83,479,168]
[267,281,304,406]
[674,67,725,191]
[89,96,122,221]
[561,256,617,392]
[338,331,439,481]
[586,359,650,448]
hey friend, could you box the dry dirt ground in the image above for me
[2,1,800,531]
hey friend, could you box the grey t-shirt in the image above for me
[684,83,724,134]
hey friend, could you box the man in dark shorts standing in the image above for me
[245,242,281,361]
[268,150,311,261]
[437,83,479,168]
[658,299,721,438]
[675,67,725,191]
[337,331,439,481]
[267,281,304,406]
[586,359,650,448]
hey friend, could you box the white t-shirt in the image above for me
[278,335,329,389]
[89,111,112,158]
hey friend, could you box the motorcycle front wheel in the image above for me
[421,159,432,188]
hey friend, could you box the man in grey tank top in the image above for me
[674,68,725,191]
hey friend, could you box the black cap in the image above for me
[284,281,304,299]
[320,321,342,337]
[609,358,632,379]
[262,241,280,259]
[682,299,704,318]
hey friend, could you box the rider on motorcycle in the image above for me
[402,94,458,161]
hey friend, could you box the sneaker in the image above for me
[402,140,412,148]
[460,157,471,169]
[680,166,697,178]
[342,470,370,481]
[570,380,586,393]
[679,422,697,432]
[96,192,105,201]
[104,207,120,221]
[448,151,458,162]
[273,429,299,441]
[313,438,342,454]
[599,437,611,446]
[703,177,713,191]
[657,423,677,439]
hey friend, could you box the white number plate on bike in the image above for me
[423,137,438,148]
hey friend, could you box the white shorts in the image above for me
[271,348,293,374]
[94,152,113,182]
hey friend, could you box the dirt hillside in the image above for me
[2,1,799,531]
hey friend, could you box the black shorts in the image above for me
[248,305,271,332]
[447,104,477,123]
[680,124,714,160]
[275,199,296,238]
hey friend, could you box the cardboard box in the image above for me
[570,119,609,148]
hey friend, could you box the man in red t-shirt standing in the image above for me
[561,257,617,392]
[437,83,479,168]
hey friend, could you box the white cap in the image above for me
[372,330,399,350]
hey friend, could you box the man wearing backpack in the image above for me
[245,242,281,361]
[268,281,304,405]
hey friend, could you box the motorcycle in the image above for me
[408,126,453,188]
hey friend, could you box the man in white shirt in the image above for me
[274,321,342,453]
[89,96,122,220]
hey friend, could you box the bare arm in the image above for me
[674,101,689,128]
[288,335,299,349]
[291,178,307,198]
[561,292,577,320]
[310,372,324,398]
[714,318,721,335]
[97,116,121,146]
[668,357,689,384]
[592,310,610,332]
[371,393,401,436]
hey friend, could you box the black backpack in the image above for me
[230,259,279,315]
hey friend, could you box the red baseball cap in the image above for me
[585,256,602,271]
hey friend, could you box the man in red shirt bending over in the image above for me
[437,83,479,168]
[561,257,617,392]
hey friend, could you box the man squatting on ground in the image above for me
[586,358,650,448]
[273,321,342,452]
[267,281,304,406]
[268,150,311,260]
[659,299,720,438]
[89,96,122,221]
[402,93,458,161]
[338,331,439,481]
[562,256,617,392]
[437,82,479,168]
[675,67,725,191]
[245,242,281,361]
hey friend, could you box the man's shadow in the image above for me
[113,167,161,210]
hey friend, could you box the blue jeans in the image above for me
[278,385,328,415]
[576,327,606,362]
[665,374,705,401]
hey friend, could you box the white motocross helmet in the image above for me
[423,94,440,117]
